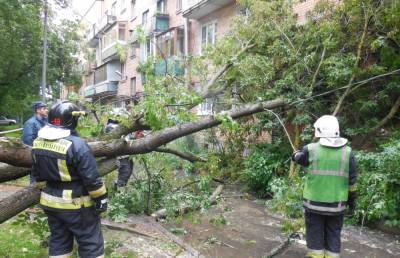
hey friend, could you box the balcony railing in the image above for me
[84,81,118,98]
[182,0,234,19]
[142,13,170,35]
[155,56,184,76]
[102,41,127,61]
[86,15,117,47]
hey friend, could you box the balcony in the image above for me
[86,15,117,47]
[143,13,170,35]
[182,0,234,19]
[84,81,118,98]
[102,41,127,61]
[155,56,184,76]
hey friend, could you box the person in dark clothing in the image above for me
[105,119,144,188]
[22,101,48,146]
[32,101,107,258]
[22,101,48,184]
[292,115,357,258]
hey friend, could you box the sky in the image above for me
[52,0,99,25]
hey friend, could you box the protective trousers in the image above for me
[116,157,133,187]
[45,209,104,258]
[305,210,343,258]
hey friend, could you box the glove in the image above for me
[346,192,357,217]
[291,150,301,162]
[94,194,108,215]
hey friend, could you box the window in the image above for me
[130,77,136,95]
[146,39,152,58]
[157,31,174,58]
[198,98,214,116]
[157,0,167,13]
[142,10,148,26]
[120,62,126,79]
[130,0,136,18]
[120,0,126,13]
[94,65,107,84]
[103,28,117,49]
[176,28,184,55]
[176,0,182,11]
[111,2,116,16]
[118,23,126,41]
[140,39,152,61]
[201,21,217,53]
[130,45,136,59]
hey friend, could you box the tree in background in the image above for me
[0,0,81,120]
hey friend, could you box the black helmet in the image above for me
[48,101,81,130]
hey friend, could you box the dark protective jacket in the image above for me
[22,115,48,146]
[32,132,106,211]
[293,143,357,215]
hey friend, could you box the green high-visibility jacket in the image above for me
[303,143,352,203]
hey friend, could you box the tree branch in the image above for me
[194,43,256,106]
[155,147,206,163]
[333,9,370,116]
[0,98,286,167]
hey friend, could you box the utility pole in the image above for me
[41,0,48,102]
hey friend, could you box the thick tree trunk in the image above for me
[0,99,286,168]
[0,158,117,223]
[0,163,30,183]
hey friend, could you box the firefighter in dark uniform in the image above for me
[32,101,107,258]
[292,115,357,258]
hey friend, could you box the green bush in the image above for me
[108,173,166,222]
[242,143,291,197]
[353,139,400,227]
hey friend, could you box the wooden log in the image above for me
[0,163,30,183]
[0,158,117,223]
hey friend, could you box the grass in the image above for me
[0,220,48,258]
[0,124,23,138]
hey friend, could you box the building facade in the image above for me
[78,0,319,110]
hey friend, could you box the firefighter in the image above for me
[32,101,107,258]
[292,115,357,258]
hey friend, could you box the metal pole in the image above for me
[41,0,48,102]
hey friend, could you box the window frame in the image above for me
[200,20,217,54]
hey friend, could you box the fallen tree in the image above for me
[0,98,286,168]
[0,163,30,183]
[0,99,285,223]
[0,158,117,223]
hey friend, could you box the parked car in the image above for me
[0,116,17,126]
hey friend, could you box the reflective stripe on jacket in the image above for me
[303,143,351,212]
[32,133,106,211]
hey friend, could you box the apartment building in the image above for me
[77,0,319,111]
[79,0,237,111]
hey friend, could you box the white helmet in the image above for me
[314,115,340,138]
[314,115,348,147]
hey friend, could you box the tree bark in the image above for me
[0,158,117,223]
[0,98,286,168]
[0,163,30,183]
[155,147,206,163]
